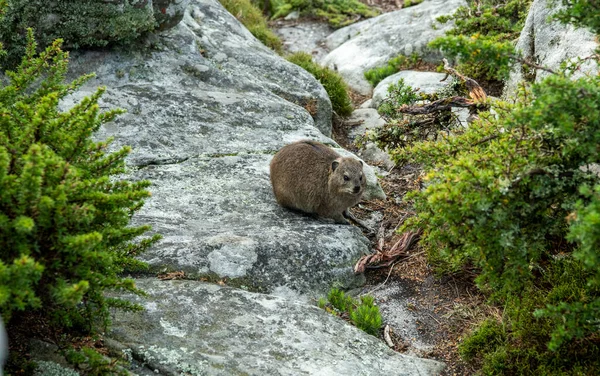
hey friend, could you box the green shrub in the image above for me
[364,53,423,87]
[0,31,160,329]
[429,0,533,82]
[0,0,156,70]
[367,0,600,372]
[287,52,353,117]
[219,0,283,53]
[321,288,382,335]
[389,75,600,374]
[270,0,379,28]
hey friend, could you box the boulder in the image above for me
[107,278,446,376]
[61,0,378,297]
[320,0,466,95]
[504,0,599,98]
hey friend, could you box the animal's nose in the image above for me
[353,186,361,193]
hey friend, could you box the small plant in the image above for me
[350,296,382,335]
[219,0,283,53]
[287,52,353,117]
[320,288,383,335]
[377,79,422,119]
[364,53,424,87]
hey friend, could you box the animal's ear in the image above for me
[331,160,339,171]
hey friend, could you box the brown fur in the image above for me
[269,140,366,223]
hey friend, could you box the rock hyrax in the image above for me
[270,140,366,223]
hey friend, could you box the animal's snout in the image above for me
[353,186,361,193]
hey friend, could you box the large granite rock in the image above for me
[108,279,445,376]
[504,0,599,98]
[320,0,466,95]
[61,0,379,297]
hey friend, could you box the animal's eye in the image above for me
[343,175,350,181]
[359,175,362,181]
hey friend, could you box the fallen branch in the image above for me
[395,60,489,117]
[398,96,474,115]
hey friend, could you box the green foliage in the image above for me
[220,0,283,53]
[0,31,159,329]
[0,0,156,69]
[403,0,423,7]
[321,288,383,335]
[364,53,423,87]
[429,0,532,81]
[428,35,515,81]
[269,0,379,28]
[287,52,353,116]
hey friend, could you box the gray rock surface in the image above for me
[504,0,599,98]
[108,278,445,376]
[62,0,376,297]
[320,0,466,95]
[371,70,450,109]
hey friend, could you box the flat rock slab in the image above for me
[321,0,466,95]
[108,279,445,376]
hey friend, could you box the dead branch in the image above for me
[510,55,557,75]
[398,96,474,115]
[354,229,422,273]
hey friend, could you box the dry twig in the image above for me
[384,325,395,348]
